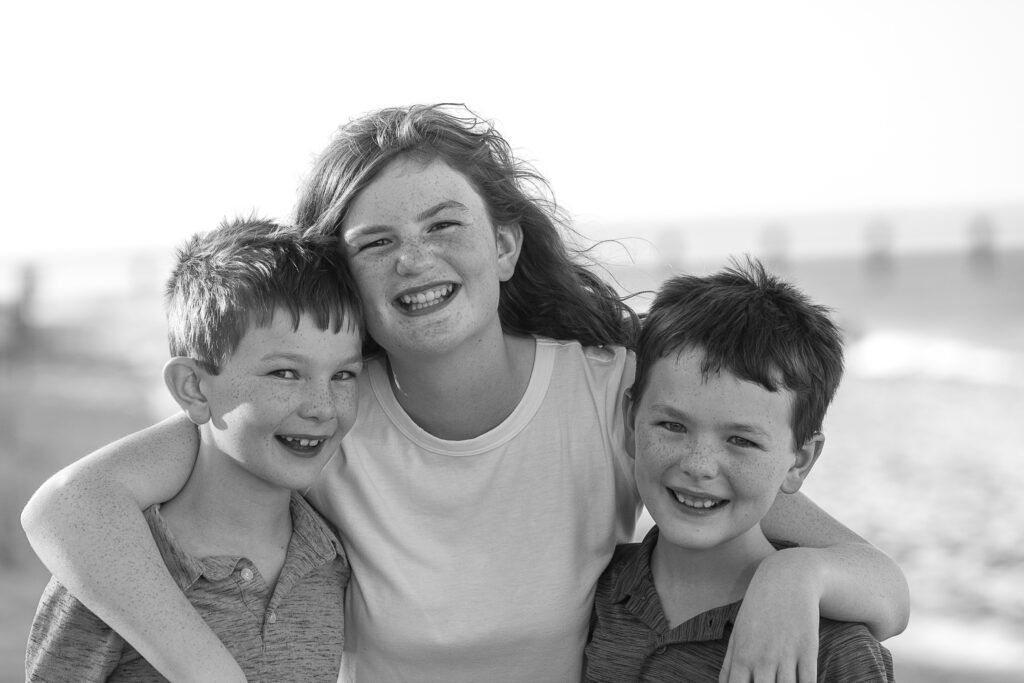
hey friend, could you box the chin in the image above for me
[656,527,724,552]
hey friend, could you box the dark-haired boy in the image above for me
[27,219,363,681]
[585,259,893,682]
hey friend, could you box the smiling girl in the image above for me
[22,105,908,682]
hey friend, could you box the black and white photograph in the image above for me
[3,1,1023,681]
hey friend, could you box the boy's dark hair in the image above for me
[165,217,362,374]
[633,257,844,447]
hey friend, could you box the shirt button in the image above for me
[654,646,667,655]
[267,611,277,624]
[240,568,254,581]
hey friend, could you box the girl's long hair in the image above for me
[296,104,639,350]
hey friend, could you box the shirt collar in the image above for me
[145,504,209,589]
[609,525,744,642]
[287,491,346,564]
[145,492,346,591]
[609,525,659,604]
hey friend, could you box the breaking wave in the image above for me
[846,330,1024,388]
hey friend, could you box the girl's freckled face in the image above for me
[340,156,519,358]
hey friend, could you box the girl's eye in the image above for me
[428,220,458,232]
[356,238,390,253]
[727,436,760,449]
[270,369,298,379]
[333,370,357,382]
[658,421,686,433]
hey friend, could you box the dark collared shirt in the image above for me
[585,527,893,682]
[27,493,349,683]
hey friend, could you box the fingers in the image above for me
[775,666,797,683]
[719,651,817,682]
[797,652,817,683]
[721,666,804,683]
[718,639,734,683]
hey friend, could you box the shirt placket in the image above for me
[233,559,272,680]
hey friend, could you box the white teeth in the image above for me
[399,284,453,310]
[673,491,720,508]
[281,436,324,448]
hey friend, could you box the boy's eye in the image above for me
[270,369,298,379]
[658,421,686,433]
[333,370,357,382]
[428,220,458,232]
[727,436,760,449]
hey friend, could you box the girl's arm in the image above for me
[21,413,246,682]
[761,490,909,637]
[719,491,909,683]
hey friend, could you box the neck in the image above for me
[651,527,776,627]
[386,331,535,440]
[161,441,293,557]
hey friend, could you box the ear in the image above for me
[780,432,824,494]
[494,222,523,282]
[622,387,637,459]
[163,357,212,425]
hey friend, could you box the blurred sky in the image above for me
[2,0,1024,260]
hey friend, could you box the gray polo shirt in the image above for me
[27,492,349,682]
[585,527,894,682]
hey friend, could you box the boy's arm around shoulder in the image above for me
[20,412,246,682]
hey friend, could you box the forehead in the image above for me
[342,155,487,229]
[231,310,361,361]
[642,349,794,425]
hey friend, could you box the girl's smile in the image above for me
[394,282,458,314]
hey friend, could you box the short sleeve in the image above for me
[26,578,125,682]
[582,344,641,543]
[818,619,894,682]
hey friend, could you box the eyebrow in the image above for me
[260,351,363,366]
[722,422,772,439]
[417,200,469,221]
[344,200,471,237]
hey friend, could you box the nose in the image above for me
[395,238,433,276]
[678,439,718,480]
[299,379,335,423]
